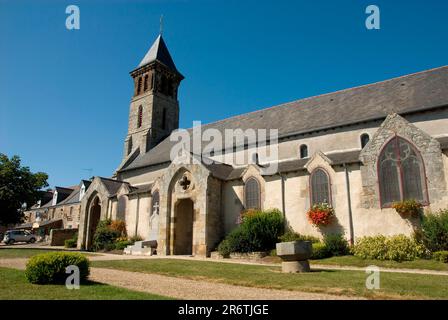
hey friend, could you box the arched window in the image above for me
[245,177,260,209]
[310,168,331,205]
[300,144,308,159]
[378,136,427,207]
[361,133,370,149]
[127,136,133,155]
[137,105,143,128]
[151,191,160,216]
[137,77,142,95]
[143,74,148,91]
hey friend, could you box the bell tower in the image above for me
[122,34,184,162]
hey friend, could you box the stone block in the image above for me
[281,260,310,273]
[276,241,312,261]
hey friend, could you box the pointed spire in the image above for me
[137,34,178,72]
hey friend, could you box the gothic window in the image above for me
[137,77,142,95]
[361,133,370,149]
[151,191,160,216]
[310,168,331,205]
[161,108,167,130]
[137,105,143,128]
[300,144,308,159]
[378,136,427,207]
[245,177,261,209]
[143,74,149,91]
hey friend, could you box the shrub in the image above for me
[353,235,426,262]
[392,199,423,218]
[307,203,335,226]
[432,251,448,263]
[110,220,127,237]
[64,233,78,248]
[323,233,350,256]
[129,235,143,243]
[311,242,331,259]
[115,240,132,251]
[420,209,448,252]
[25,252,90,284]
[218,208,284,255]
[64,238,77,248]
[92,220,120,251]
[279,228,320,243]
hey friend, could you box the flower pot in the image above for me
[276,241,312,273]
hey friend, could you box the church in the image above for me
[75,33,448,257]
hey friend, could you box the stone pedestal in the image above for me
[276,241,312,273]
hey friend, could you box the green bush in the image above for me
[25,252,90,284]
[353,235,426,262]
[311,242,331,259]
[115,240,132,251]
[420,209,448,252]
[64,233,78,248]
[92,220,120,251]
[323,233,350,256]
[217,209,284,255]
[279,229,320,243]
[64,238,77,248]
[432,251,448,263]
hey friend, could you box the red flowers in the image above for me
[307,203,335,226]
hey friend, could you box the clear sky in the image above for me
[0,0,447,188]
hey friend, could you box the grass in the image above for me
[0,248,98,259]
[312,255,448,271]
[92,258,448,299]
[0,267,171,300]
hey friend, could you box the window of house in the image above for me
[245,177,261,209]
[300,144,308,159]
[137,105,143,128]
[378,136,427,207]
[151,191,160,216]
[361,133,370,149]
[310,168,331,205]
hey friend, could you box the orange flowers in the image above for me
[307,203,335,226]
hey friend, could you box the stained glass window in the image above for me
[311,168,331,205]
[245,177,260,209]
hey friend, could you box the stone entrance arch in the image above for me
[173,198,194,255]
[86,196,101,250]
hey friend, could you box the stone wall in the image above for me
[50,228,78,246]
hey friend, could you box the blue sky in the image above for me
[0,0,447,188]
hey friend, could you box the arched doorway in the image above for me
[173,198,194,255]
[87,196,101,249]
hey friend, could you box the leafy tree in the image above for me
[0,153,48,225]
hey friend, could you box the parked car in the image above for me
[2,230,36,245]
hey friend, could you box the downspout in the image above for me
[134,194,140,237]
[280,173,287,227]
[343,163,355,246]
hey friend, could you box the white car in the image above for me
[2,230,36,245]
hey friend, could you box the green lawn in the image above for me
[92,258,448,299]
[0,267,171,300]
[262,255,448,272]
[0,248,97,259]
[312,255,448,271]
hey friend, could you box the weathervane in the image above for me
[160,14,164,36]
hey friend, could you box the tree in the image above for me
[0,154,48,225]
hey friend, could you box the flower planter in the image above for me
[276,241,312,273]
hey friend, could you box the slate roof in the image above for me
[98,177,128,195]
[120,66,448,174]
[137,35,179,73]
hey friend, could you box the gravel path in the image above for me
[0,258,358,300]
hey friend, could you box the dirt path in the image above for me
[0,258,358,300]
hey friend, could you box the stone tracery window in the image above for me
[245,177,260,209]
[378,136,428,207]
[310,168,331,205]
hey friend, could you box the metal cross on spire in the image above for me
[160,14,164,36]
